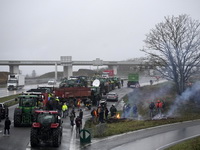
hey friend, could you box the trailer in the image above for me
[54,87,91,105]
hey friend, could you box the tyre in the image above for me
[52,128,61,147]
[14,115,21,127]
[30,128,38,147]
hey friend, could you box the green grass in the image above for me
[0,94,19,106]
[84,114,200,138]
[165,136,200,150]
[0,94,19,103]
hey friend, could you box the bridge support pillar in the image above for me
[63,66,72,79]
[55,62,57,81]
[9,65,20,74]
[61,56,73,79]
[108,65,118,75]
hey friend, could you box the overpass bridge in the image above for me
[0,56,151,79]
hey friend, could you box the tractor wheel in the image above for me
[30,128,38,147]
[52,128,61,147]
[14,115,21,127]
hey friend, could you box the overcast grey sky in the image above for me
[0,0,200,75]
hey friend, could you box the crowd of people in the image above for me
[90,104,118,124]
[149,100,165,119]
[122,103,138,118]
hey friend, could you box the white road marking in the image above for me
[69,126,76,150]
[26,142,31,150]
[156,134,200,150]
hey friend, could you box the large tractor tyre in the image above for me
[52,128,61,147]
[14,115,21,127]
[30,128,38,147]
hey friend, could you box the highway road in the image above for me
[0,82,133,150]
[2,77,193,150]
[0,83,59,98]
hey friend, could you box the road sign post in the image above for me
[80,129,91,143]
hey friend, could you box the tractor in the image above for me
[14,94,43,127]
[30,110,63,147]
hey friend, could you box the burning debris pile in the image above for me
[107,113,129,123]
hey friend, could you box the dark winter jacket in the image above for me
[4,118,11,129]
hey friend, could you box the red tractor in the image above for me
[30,110,63,147]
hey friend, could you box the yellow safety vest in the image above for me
[62,104,68,111]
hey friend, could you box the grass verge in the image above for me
[84,114,200,138]
[0,94,19,106]
[165,136,200,150]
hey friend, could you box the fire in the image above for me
[116,113,120,119]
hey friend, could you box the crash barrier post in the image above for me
[80,129,91,143]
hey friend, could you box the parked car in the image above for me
[0,103,8,120]
[48,79,56,85]
[106,92,118,101]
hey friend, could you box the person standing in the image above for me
[105,107,109,120]
[91,108,97,123]
[110,105,117,117]
[75,116,82,135]
[149,101,155,119]
[4,117,11,136]
[156,100,162,116]
[69,112,75,127]
[121,79,124,87]
[71,108,76,118]
[99,106,104,123]
[79,109,83,120]
[62,102,68,118]
[150,80,153,85]
[132,104,138,118]
[77,98,81,110]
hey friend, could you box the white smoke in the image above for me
[167,81,200,117]
[122,83,173,119]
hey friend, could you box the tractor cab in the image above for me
[14,95,41,127]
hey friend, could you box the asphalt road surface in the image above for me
[2,77,194,150]
[0,84,49,98]
[80,120,200,150]
[0,83,132,150]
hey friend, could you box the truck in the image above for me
[7,74,25,91]
[102,70,114,78]
[127,73,140,88]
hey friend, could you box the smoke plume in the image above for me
[167,81,200,117]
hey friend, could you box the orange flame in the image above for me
[116,113,120,119]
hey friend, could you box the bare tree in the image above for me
[142,14,200,95]
[32,70,36,78]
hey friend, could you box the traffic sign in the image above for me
[80,129,91,143]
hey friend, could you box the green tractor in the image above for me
[90,79,102,106]
[14,94,42,127]
[113,77,121,89]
